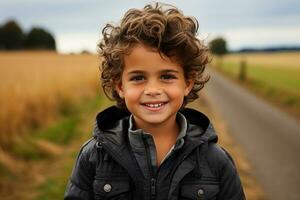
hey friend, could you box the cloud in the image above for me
[55,26,300,53]
[219,26,300,50]
[56,32,100,53]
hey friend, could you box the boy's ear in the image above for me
[115,82,124,99]
[184,79,194,96]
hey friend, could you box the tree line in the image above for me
[0,20,56,50]
[0,19,226,54]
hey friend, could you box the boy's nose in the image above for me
[144,89,162,96]
[144,82,162,96]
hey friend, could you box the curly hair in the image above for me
[98,2,210,109]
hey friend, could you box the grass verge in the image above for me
[0,94,111,200]
[212,59,300,120]
[34,97,112,200]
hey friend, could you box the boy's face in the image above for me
[116,44,194,129]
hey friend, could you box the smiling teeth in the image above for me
[145,103,164,108]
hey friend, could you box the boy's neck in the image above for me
[133,115,180,166]
[133,115,179,139]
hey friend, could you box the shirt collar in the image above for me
[128,112,187,151]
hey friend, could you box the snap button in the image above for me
[103,183,112,192]
[197,188,204,197]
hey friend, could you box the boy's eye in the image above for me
[129,75,145,82]
[161,74,177,80]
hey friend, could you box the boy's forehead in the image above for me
[123,45,182,72]
[125,45,165,63]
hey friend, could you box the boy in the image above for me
[65,3,245,200]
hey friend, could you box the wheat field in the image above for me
[0,51,100,148]
[223,51,300,69]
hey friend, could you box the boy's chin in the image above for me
[135,115,175,125]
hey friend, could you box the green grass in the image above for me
[11,94,103,160]
[213,59,300,117]
[220,61,300,94]
[0,94,107,200]
[36,177,67,200]
[34,95,109,200]
[35,159,76,200]
[35,117,80,144]
[35,151,77,200]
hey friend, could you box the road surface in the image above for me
[203,69,300,200]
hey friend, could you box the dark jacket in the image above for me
[65,106,245,200]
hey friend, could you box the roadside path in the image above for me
[204,68,300,200]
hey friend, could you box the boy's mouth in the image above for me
[141,102,168,110]
[145,103,164,108]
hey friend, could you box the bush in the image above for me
[0,20,56,50]
[0,20,24,50]
[25,28,56,50]
[209,37,228,56]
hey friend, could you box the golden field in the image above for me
[0,51,99,148]
[222,51,300,69]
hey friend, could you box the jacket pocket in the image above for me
[93,176,130,200]
[179,177,219,200]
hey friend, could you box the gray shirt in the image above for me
[128,113,187,177]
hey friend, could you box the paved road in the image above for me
[203,69,300,200]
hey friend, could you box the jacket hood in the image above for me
[93,106,218,146]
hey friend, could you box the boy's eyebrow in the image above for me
[127,69,179,75]
[127,70,145,75]
[160,69,179,73]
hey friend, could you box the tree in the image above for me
[209,37,228,56]
[24,28,56,50]
[0,20,24,50]
[0,26,4,49]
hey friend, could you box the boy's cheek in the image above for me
[122,89,141,100]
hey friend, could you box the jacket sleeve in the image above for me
[216,147,246,200]
[64,139,96,200]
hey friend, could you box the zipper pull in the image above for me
[151,178,156,197]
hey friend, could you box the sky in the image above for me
[1,0,300,53]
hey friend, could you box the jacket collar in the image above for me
[93,105,218,146]
[127,112,187,151]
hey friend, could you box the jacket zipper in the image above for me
[143,136,157,200]
[151,178,156,197]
